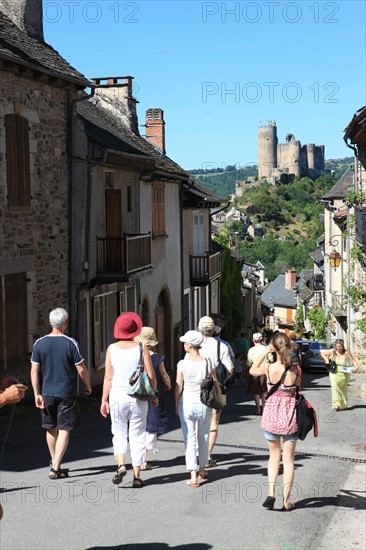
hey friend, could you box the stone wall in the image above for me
[0,70,75,346]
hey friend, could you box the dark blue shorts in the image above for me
[41,396,81,431]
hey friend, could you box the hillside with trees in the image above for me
[188,157,353,199]
[213,175,337,281]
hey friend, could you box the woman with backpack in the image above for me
[250,332,301,512]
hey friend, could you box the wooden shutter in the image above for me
[5,114,30,207]
[105,188,122,272]
[152,183,165,236]
[2,273,28,369]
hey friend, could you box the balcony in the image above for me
[190,251,221,286]
[96,233,152,280]
[330,293,347,317]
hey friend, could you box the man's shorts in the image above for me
[41,396,81,430]
[264,430,298,442]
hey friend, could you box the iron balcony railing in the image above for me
[96,233,151,276]
[190,251,221,286]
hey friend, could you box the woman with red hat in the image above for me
[100,312,158,488]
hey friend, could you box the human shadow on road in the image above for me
[87,544,212,550]
[295,490,366,510]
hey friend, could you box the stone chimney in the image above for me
[0,0,44,41]
[285,268,297,290]
[145,108,166,154]
[91,76,139,135]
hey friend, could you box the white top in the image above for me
[199,336,233,372]
[109,343,142,391]
[177,357,208,404]
[246,344,268,367]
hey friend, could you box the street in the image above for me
[0,371,365,550]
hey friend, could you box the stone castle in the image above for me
[258,121,325,183]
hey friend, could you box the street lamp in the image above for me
[328,236,342,270]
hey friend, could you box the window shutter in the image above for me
[5,114,30,207]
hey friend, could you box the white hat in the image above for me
[179,330,203,347]
[198,316,215,333]
[134,326,158,347]
[253,333,263,342]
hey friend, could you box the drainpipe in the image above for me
[67,88,95,338]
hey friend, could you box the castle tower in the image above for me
[258,121,277,183]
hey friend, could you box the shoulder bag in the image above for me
[200,359,224,410]
[127,343,157,401]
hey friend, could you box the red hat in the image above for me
[113,312,142,339]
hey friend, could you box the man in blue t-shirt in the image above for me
[31,308,92,479]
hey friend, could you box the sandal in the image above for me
[186,480,200,487]
[132,477,144,489]
[197,471,207,481]
[262,496,276,510]
[140,463,152,471]
[49,467,69,480]
[282,501,295,511]
[112,464,127,485]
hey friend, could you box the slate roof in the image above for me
[309,248,324,263]
[77,97,226,205]
[0,11,91,88]
[321,167,354,200]
[344,105,366,142]
[261,274,297,308]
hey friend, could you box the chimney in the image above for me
[92,76,139,135]
[145,108,166,154]
[0,0,44,41]
[285,268,297,290]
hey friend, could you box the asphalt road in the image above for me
[0,370,365,550]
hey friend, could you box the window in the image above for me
[93,293,117,367]
[0,273,28,371]
[5,114,31,207]
[152,182,165,236]
[127,186,132,212]
[105,171,114,187]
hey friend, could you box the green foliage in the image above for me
[218,247,244,340]
[344,282,366,313]
[307,307,328,341]
[345,190,365,207]
[294,304,305,333]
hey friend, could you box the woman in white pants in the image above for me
[175,330,212,487]
[100,312,157,488]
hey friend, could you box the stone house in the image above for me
[69,77,226,384]
[0,1,91,379]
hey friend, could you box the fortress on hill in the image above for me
[258,121,325,183]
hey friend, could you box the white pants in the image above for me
[145,432,158,452]
[109,389,148,467]
[181,401,212,471]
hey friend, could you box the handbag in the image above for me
[215,341,234,395]
[295,391,318,440]
[200,359,224,410]
[127,343,157,401]
[326,356,337,373]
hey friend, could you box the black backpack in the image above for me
[214,341,234,395]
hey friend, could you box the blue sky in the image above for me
[43,0,366,170]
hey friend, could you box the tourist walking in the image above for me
[30,308,92,479]
[175,330,212,487]
[250,332,301,511]
[320,338,359,411]
[197,316,234,467]
[134,327,171,469]
[100,312,158,488]
[246,333,268,415]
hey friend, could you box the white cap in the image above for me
[198,316,215,333]
[179,330,203,347]
[253,333,263,342]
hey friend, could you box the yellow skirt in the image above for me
[329,370,350,410]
